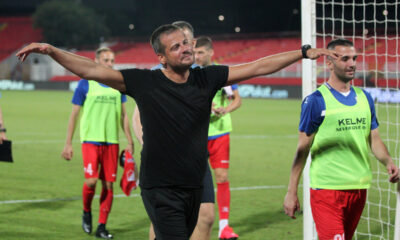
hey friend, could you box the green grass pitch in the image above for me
[0,90,398,239]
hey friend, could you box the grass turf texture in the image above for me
[0,90,398,239]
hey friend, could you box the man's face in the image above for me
[194,46,213,67]
[159,30,194,70]
[95,51,115,69]
[328,45,357,83]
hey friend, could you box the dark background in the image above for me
[0,0,302,37]
[1,0,397,39]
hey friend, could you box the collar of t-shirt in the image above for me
[324,83,356,106]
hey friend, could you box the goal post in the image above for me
[395,183,400,240]
[301,0,400,240]
[301,0,317,240]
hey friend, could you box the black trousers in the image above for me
[141,186,203,240]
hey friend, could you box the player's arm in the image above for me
[16,43,125,91]
[61,104,81,161]
[370,128,399,183]
[225,89,241,113]
[0,106,7,144]
[132,106,143,145]
[226,48,338,85]
[121,102,134,154]
[214,89,242,117]
[283,131,315,219]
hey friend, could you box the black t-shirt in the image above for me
[121,65,228,188]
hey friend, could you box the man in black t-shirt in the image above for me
[17,24,337,240]
[133,21,217,240]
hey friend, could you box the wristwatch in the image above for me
[301,44,312,59]
[0,128,6,133]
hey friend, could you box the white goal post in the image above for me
[301,0,400,240]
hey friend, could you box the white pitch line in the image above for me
[0,185,286,205]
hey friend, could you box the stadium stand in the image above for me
[0,15,395,85]
[0,17,42,62]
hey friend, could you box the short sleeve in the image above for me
[71,79,88,106]
[120,68,153,98]
[362,89,379,130]
[121,94,127,103]
[203,65,229,93]
[299,92,325,135]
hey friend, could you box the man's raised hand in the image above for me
[16,43,53,62]
[306,48,339,60]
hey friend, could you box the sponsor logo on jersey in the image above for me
[336,117,367,132]
[95,95,117,104]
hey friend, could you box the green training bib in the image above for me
[310,84,372,189]
[80,81,122,143]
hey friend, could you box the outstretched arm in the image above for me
[227,48,337,85]
[16,43,125,91]
[283,131,315,219]
[370,128,399,183]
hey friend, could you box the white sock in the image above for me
[219,219,228,236]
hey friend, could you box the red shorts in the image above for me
[207,134,230,169]
[81,143,119,182]
[310,189,367,240]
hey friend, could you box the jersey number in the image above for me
[85,163,94,176]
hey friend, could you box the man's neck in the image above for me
[327,76,351,92]
[161,67,190,83]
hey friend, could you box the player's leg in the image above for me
[186,188,204,237]
[190,203,214,240]
[141,187,202,240]
[214,168,233,237]
[149,224,156,240]
[343,189,367,240]
[95,144,119,239]
[191,164,215,240]
[208,134,237,239]
[81,143,101,234]
[147,202,204,240]
[310,189,346,240]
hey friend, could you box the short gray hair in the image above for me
[150,24,181,54]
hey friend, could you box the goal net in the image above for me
[301,0,400,239]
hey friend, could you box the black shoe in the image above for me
[82,211,92,234]
[95,224,113,239]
